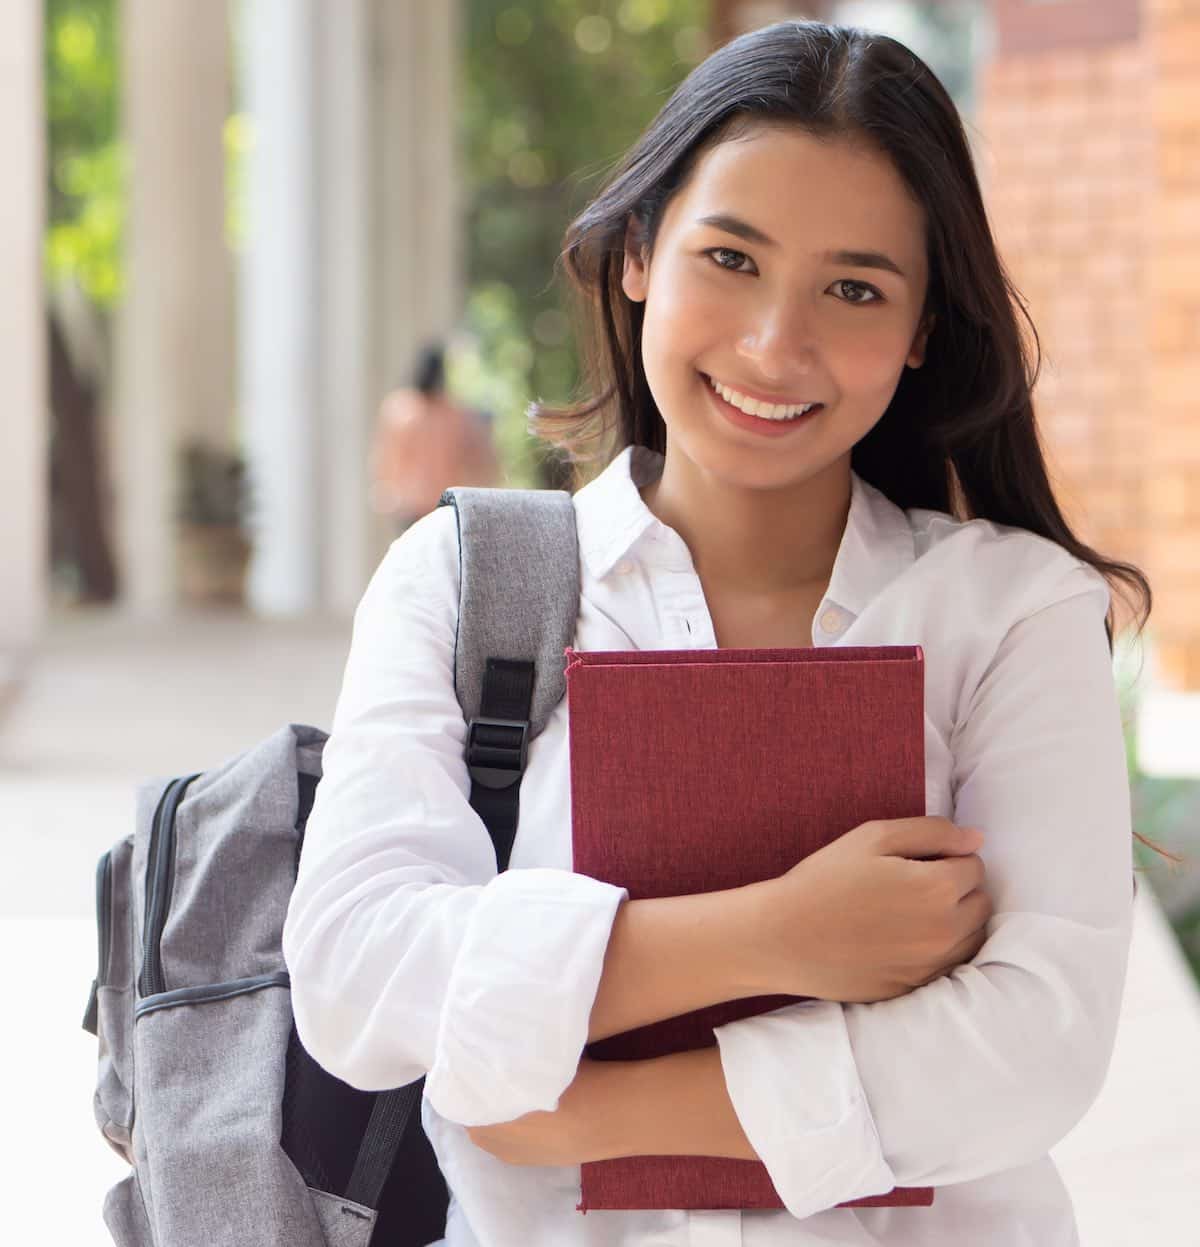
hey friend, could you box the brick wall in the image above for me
[981,0,1200,688]
[977,13,1149,636]
[1144,0,1200,688]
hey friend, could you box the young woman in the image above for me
[283,20,1154,1246]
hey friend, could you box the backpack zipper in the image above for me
[97,849,113,983]
[138,773,201,998]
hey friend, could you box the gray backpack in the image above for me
[82,488,580,1247]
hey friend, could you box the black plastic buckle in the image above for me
[466,717,530,790]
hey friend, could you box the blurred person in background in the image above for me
[369,340,502,531]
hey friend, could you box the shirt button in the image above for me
[819,607,844,635]
[614,560,634,575]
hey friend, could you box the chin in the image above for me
[687,443,825,494]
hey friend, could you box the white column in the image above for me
[316,2,372,613]
[374,0,461,363]
[236,0,461,614]
[238,0,321,616]
[115,0,234,614]
[0,1,46,661]
[367,0,463,570]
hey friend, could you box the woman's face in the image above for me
[622,123,933,493]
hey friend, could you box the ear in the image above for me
[906,312,936,369]
[621,216,649,304]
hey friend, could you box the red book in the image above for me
[565,645,933,1213]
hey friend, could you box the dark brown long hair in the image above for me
[535,21,1176,866]
[531,19,1153,661]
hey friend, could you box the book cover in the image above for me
[565,645,933,1212]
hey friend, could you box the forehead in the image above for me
[669,123,926,266]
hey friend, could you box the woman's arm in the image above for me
[587,882,779,1042]
[466,1049,757,1166]
[282,507,782,1127]
[706,569,1135,1221]
[612,1049,757,1159]
[283,509,627,1123]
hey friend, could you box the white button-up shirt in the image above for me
[283,445,1134,1247]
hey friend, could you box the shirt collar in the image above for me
[574,445,665,580]
[574,444,916,620]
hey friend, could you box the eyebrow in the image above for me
[694,213,908,279]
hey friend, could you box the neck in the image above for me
[639,451,852,596]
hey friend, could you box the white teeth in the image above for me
[710,375,815,420]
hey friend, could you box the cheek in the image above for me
[828,320,917,392]
[638,281,708,344]
[640,297,721,403]
[643,260,728,344]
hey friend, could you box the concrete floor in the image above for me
[4,606,1199,1244]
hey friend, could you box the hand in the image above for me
[759,817,993,1003]
[465,1056,617,1167]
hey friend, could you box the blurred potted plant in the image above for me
[176,440,252,605]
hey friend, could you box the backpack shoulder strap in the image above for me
[345,488,580,1214]
[437,486,579,869]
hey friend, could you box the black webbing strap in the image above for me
[344,1079,423,1211]
[464,657,536,873]
[342,661,534,1214]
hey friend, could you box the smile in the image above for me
[702,373,823,439]
[705,374,821,421]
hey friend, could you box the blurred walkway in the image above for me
[4,608,1199,1244]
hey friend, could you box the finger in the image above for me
[877,817,984,860]
[920,926,988,986]
[925,853,986,899]
[958,885,993,929]
[948,890,993,950]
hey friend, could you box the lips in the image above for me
[703,372,823,439]
[702,373,823,420]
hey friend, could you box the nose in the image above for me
[734,295,818,384]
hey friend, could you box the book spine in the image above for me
[577,1155,934,1211]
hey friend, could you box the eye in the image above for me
[703,246,756,274]
[702,252,884,303]
[831,279,883,305]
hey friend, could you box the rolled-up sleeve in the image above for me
[281,508,627,1123]
[713,561,1134,1220]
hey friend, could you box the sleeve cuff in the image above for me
[425,867,628,1126]
[713,1000,898,1220]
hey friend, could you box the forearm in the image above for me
[588,880,777,1043]
[599,1048,758,1161]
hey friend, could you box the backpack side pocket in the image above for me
[102,1171,154,1247]
[85,835,137,1163]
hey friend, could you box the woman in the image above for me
[283,20,1154,1246]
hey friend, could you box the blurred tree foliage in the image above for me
[453,0,709,486]
[45,0,122,311]
[1133,772,1200,986]
[1116,644,1200,988]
